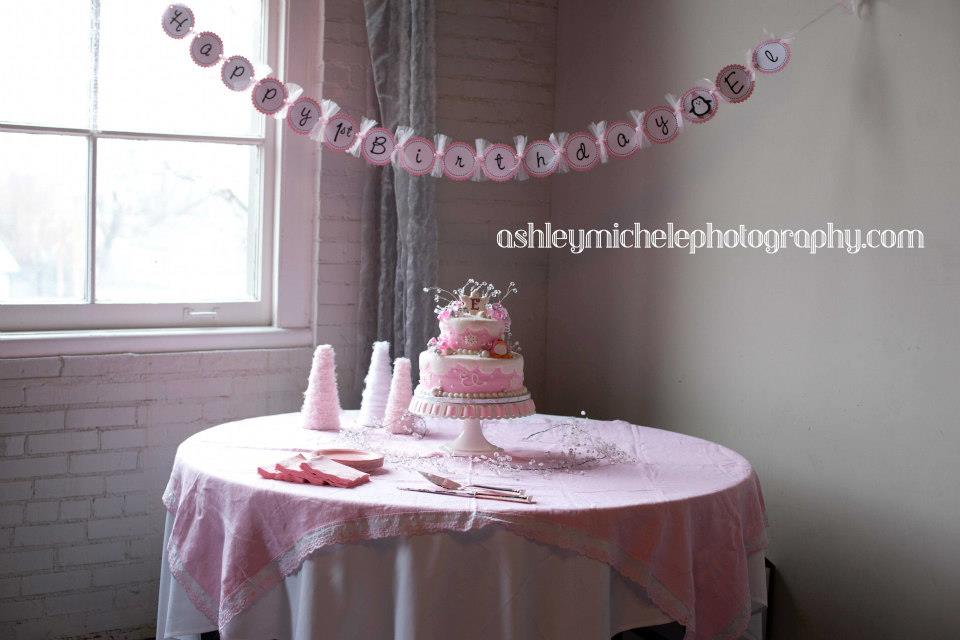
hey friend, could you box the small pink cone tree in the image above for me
[358,341,392,426]
[383,357,414,434]
[301,345,341,431]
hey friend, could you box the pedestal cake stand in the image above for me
[409,389,535,456]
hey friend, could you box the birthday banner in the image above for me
[161,2,856,182]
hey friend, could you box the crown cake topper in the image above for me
[423,279,517,319]
[423,279,520,355]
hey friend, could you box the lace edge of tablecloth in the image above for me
[162,483,766,640]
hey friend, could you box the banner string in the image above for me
[798,3,843,34]
[160,2,854,182]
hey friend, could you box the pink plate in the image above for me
[313,448,384,472]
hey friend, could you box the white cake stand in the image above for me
[409,390,535,457]
[442,417,502,457]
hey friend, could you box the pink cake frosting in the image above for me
[438,317,504,351]
[419,352,524,394]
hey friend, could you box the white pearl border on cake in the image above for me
[413,389,531,405]
[428,387,529,400]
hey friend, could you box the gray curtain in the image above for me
[356,0,438,392]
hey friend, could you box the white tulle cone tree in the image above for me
[358,341,392,426]
[301,345,341,431]
[383,357,414,434]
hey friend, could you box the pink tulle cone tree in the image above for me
[301,345,341,431]
[358,341,392,427]
[383,357,414,434]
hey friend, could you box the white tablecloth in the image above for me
[158,513,767,640]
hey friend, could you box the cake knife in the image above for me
[418,471,527,497]
[399,486,534,504]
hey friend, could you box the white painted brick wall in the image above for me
[0,348,311,640]
[315,0,372,404]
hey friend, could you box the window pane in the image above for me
[95,139,260,303]
[98,0,265,136]
[0,132,88,303]
[1,2,91,128]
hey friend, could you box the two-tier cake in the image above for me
[409,280,535,422]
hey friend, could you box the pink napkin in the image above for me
[299,456,369,488]
[258,454,369,488]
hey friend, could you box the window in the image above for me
[0,0,284,332]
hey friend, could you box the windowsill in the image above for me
[0,326,314,358]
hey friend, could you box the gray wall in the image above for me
[547,1,960,638]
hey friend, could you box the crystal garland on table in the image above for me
[331,415,635,477]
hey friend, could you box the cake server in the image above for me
[418,471,527,497]
[399,487,533,504]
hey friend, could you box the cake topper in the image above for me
[460,293,488,316]
[423,279,521,356]
[422,279,517,320]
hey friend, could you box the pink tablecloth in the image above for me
[162,412,767,640]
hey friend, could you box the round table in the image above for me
[157,411,768,640]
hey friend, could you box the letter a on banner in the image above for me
[190,32,223,67]
[603,121,641,159]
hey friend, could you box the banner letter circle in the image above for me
[190,32,223,68]
[564,132,600,172]
[481,143,519,181]
[400,136,436,176]
[643,107,680,145]
[221,56,254,92]
[251,78,287,115]
[753,40,791,74]
[442,142,477,181]
[604,121,640,159]
[286,97,321,136]
[680,87,719,124]
[716,64,755,104]
[162,4,194,39]
[323,113,358,152]
[362,127,395,166]
[523,140,558,177]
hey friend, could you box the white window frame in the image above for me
[0,0,319,357]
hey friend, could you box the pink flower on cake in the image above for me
[437,300,464,321]
[432,337,454,355]
[487,302,511,333]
